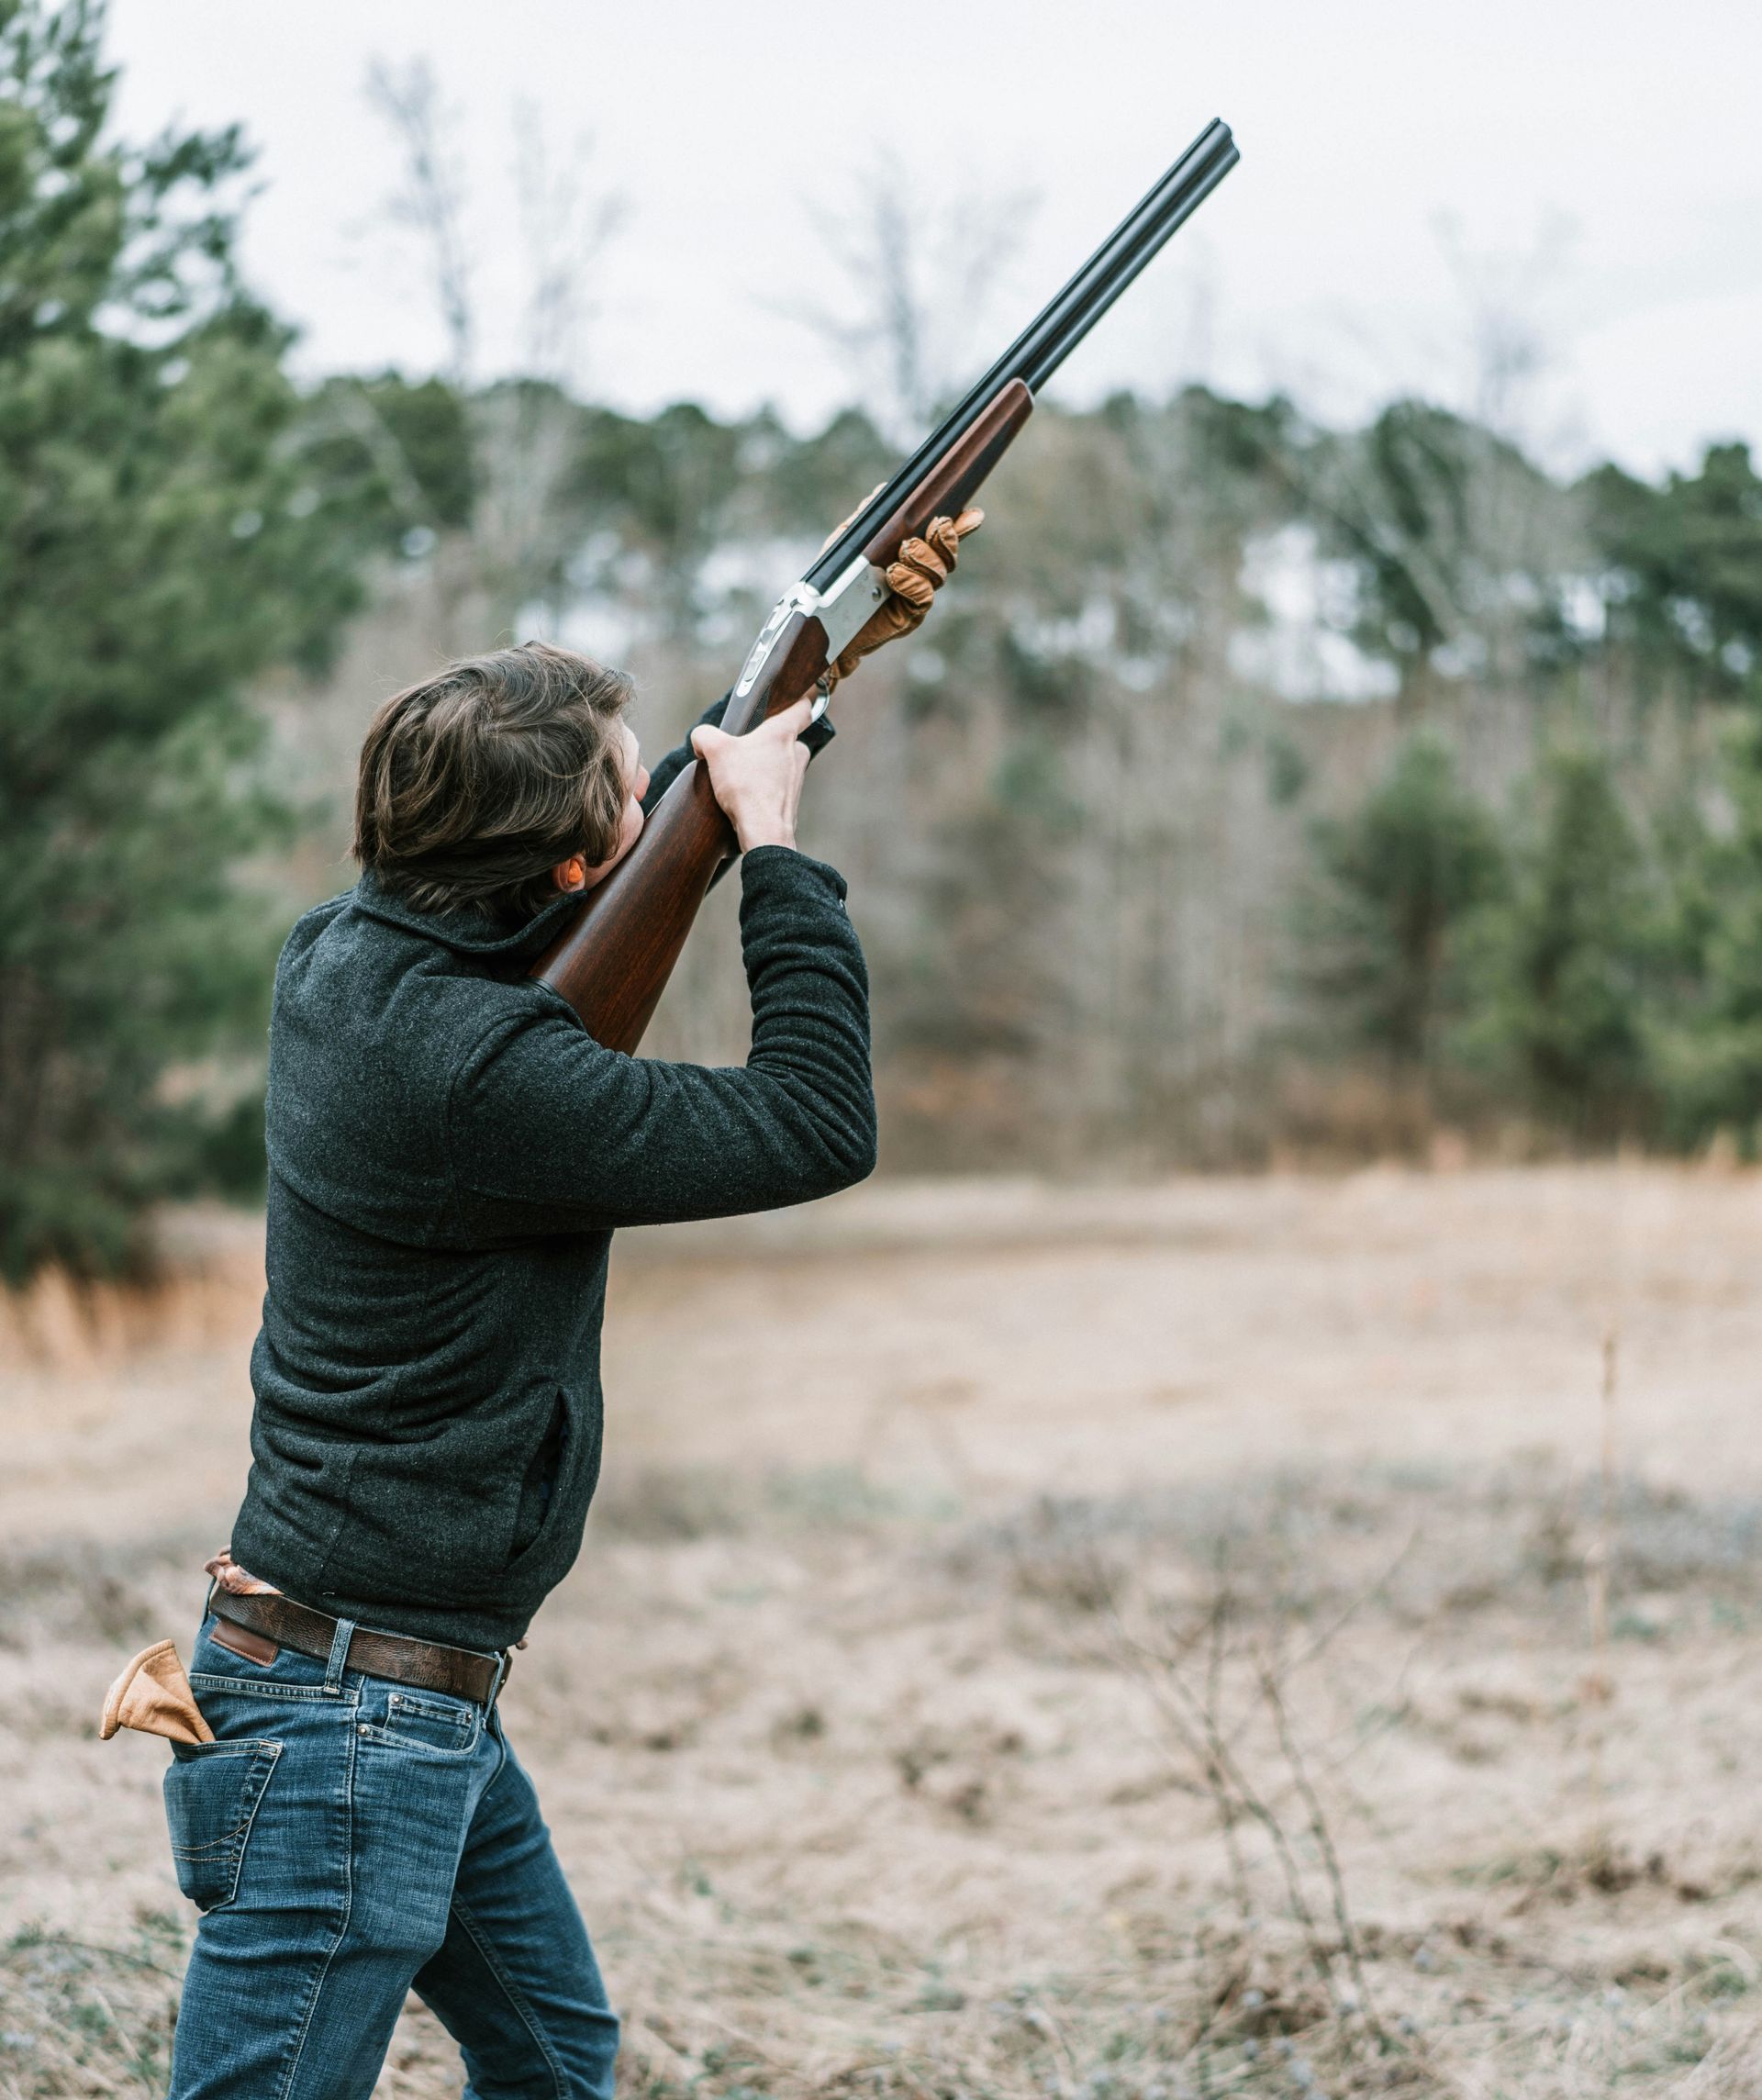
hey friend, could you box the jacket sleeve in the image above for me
[446,847,876,1234]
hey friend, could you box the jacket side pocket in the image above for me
[162,1739,281,1912]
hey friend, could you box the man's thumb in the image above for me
[691,724,728,758]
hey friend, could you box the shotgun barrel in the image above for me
[805,119,1238,593]
[532,120,1241,1052]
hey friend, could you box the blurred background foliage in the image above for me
[0,0,374,1279]
[6,0,1762,1280]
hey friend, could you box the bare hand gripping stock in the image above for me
[532,119,1241,1052]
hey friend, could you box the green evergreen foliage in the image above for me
[1301,736,1506,1071]
[1288,436,1762,1151]
[303,371,477,553]
[1584,442,1762,697]
[1646,718,1762,1146]
[0,0,366,1279]
[573,399,746,571]
[748,405,895,540]
[1462,747,1657,1137]
[1349,403,1473,659]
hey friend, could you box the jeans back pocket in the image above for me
[163,1739,281,1912]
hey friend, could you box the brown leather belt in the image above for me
[210,1589,509,1707]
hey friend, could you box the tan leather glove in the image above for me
[823,507,984,691]
[100,1639,215,1747]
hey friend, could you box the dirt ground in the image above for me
[6,1164,1762,2096]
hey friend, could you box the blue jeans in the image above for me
[164,1614,619,2099]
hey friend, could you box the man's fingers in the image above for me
[884,561,939,612]
[691,697,814,851]
[767,697,815,736]
[888,507,983,593]
[819,505,987,688]
[893,536,951,588]
[697,701,811,765]
[925,508,983,567]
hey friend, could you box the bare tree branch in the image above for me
[1433,207,1578,441]
[365,56,475,385]
[511,102,626,387]
[786,150,1038,440]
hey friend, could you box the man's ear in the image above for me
[553,854,587,893]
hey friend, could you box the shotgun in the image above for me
[533,118,1240,1051]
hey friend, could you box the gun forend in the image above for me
[726,380,1034,734]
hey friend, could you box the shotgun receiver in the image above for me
[533,118,1240,1051]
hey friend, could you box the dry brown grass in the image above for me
[6,1166,1762,2097]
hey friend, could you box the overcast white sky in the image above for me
[108,1,1762,478]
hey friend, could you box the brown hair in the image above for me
[354,642,633,925]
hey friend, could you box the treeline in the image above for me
[1287,430,1762,1156]
[318,376,1760,1173]
[5,0,1762,1280]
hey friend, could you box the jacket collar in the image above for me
[351,868,585,964]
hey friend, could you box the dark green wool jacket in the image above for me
[229,749,875,1652]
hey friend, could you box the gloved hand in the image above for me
[822,507,984,691]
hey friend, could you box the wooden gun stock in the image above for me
[531,119,1238,1053]
[530,382,1035,1053]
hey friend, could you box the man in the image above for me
[151,512,976,2097]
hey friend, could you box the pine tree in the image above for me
[1462,747,1657,1140]
[1646,718,1762,1147]
[1583,443,1762,1145]
[0,0,366,1278]
[1300,734,1506,1074]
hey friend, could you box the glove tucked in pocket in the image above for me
[162,1739,281,1912]
[100,1639,213,1746]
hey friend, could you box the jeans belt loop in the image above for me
[324,1615,358,1693]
